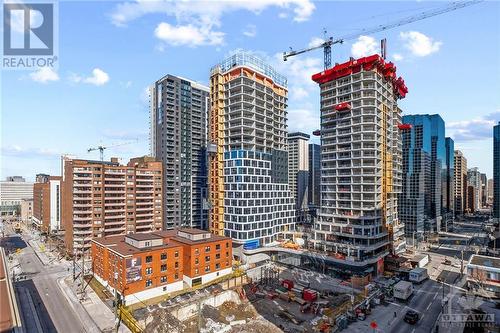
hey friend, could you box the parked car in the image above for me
[404,310,420,325]
[443,259,452,265]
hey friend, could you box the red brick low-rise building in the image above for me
[91,228,232,304]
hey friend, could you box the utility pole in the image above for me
[460,249,464,276]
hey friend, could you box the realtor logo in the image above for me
[3,3,54,55]
[3,2,58,69]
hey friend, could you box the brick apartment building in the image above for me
[62,156,163,255]
[33,174,62,233]
[91,228,232,305]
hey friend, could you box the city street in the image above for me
[347,278,443,333]
[1,222,87,333]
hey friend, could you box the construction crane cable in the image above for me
[283,0,483,69]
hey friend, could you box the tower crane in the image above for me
[283,0,483,69]
[87,139,139,161]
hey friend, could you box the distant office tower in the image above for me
[454,150,468,216]
[311,54,407,275]
[399,114,445,234]
[288,132,310,222]
[480,173,487,208]
[150,75,209,230]
[61,156,163,255]
[0,176,34,218]
[208,52,295,249]
[494,122,500,219]
[308,143,321,208]
[444,137,455,230]
[467,167,482,213]
[488,178,494,205]
[33,175,62,233]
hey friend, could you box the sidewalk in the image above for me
[61,276,131,333]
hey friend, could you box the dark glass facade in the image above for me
[400,114,447,236]
[308,143,320,208]
[494,122,500,219]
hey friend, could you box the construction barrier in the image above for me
[118,305,143,333]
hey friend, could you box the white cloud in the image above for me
[111,0,314,48]
[399,31,442,57]
[154,22,224,47]
[287,108,320,133]
[243,24,257,38]
[292,0,315,22]
[70,68,110,86]
[291,86,309,100]
[351,35,378,58]
[447,111,500,142]
[84,68,110,86]
[272,52,322,100]
[393,53,404,61]
[1,144,60,158]
[308,37,324,48]
[29,67,59,83]
[111,0,315,26]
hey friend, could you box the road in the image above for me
[1,222,86,333]
[389,279,443,333]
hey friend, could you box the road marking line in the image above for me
[426,302,432,310]
[411,329,415,333]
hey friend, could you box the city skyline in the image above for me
[2,1,499,181]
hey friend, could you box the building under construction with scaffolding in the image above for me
[311,54,407,277]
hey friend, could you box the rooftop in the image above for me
[211,51,287,88]
[126,233,163,241]
[93,228,231,256]
[288,132,310,140]
[469,254,500,269]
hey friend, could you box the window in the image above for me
[216,263,220,270]
[194,248,199,255]
[195,268,199,275]
[195,258,199,265]
[145,255,153,263]
[145,279,152,288]
[226,252,229,258]
[205,255,210,262]
[226,242,229,248]
[160,276,167,283]
[174,251,179,258]
[205,265,210,272]
[175,262,179,268]
[161,253,167,260]
[205,246,210,253]
[161,264,167,272]
[145,267,153,275]
[174,273,179,280]
[215,253,220,260]
[215,244,221,250]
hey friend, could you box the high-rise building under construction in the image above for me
[208,52,295,250]
[311,55,407,276]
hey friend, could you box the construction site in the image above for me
[114,259,396,333]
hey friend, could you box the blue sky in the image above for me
[2,0,499,180]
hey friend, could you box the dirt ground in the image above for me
[181,301,283,333]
